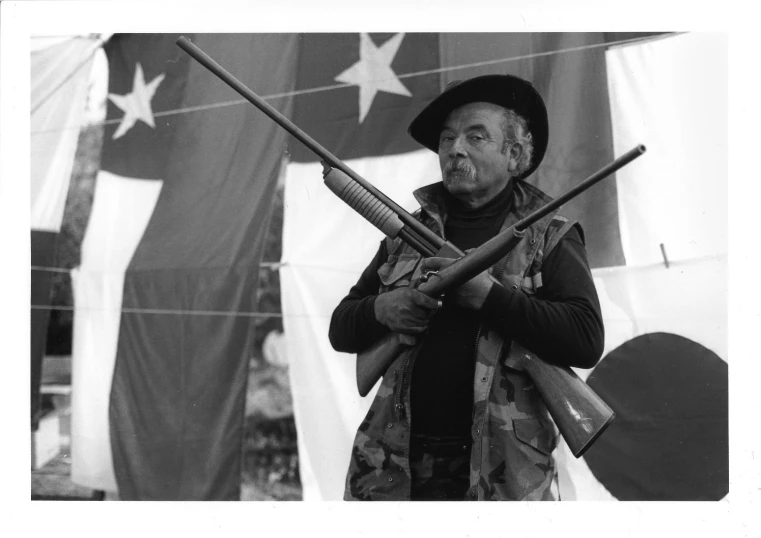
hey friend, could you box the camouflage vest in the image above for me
[344,180,577,501]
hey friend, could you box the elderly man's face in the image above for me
[438,101,518,207]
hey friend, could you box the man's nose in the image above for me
[448,135,467,157]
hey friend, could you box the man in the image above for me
[329,74,604,501]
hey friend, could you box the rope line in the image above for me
[394,34,672,81]
[30,33,671,135]
[31,304,311,319]
[31,252,724,318]
[31,261,364,275]
[32,262,282,273]
[32,266,73,274]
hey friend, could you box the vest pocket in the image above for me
[377,255,420,292]
[512,417,555,456]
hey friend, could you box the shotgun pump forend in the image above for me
[322,165,405,239]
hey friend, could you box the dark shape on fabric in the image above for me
[488,460,507,485]
[499,368,516,403]
[584,332,728,500]
[359,409,374,433]
[348,445,374,500]
[104,34,296,499]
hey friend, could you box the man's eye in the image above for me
[469,134,485,142]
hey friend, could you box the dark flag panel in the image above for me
[31,230,58,430]
[102,34,298,499]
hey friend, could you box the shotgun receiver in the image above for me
[176,36,646,457]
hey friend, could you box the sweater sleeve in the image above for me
[479,225,605,369]
[328,241,392,353]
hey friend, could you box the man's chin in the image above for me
[443,179,474,195]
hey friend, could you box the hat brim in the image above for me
[407,74,548,181]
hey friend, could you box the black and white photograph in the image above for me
[1,1,757,536]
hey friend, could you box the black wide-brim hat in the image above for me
[408,74,548,181]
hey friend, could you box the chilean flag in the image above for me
[71,34,296,499]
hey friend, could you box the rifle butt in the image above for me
[521,355,615,458]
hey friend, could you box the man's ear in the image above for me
[507,144,523,173]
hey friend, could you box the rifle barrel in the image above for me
[515,144,646,232]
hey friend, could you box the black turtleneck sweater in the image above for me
[408,183,515,435]
[328,183,603,438]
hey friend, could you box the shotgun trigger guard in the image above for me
[419,270,439,284]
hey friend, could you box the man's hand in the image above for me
[374,287,441,334]
[421,256,495,310]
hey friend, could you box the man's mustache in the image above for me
[443,159,476,180]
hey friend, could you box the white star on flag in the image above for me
[108,63,166,140]
[335,33,412,123]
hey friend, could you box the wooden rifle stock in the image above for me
[519,350,616,457]
[357,145,646,457]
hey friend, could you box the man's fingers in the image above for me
[421,256,455,273]
[410,290,441,310]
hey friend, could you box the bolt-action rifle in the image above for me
[176,36,646,457]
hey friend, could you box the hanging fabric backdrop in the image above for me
[280,32,728,501]
[64,32,727,501]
